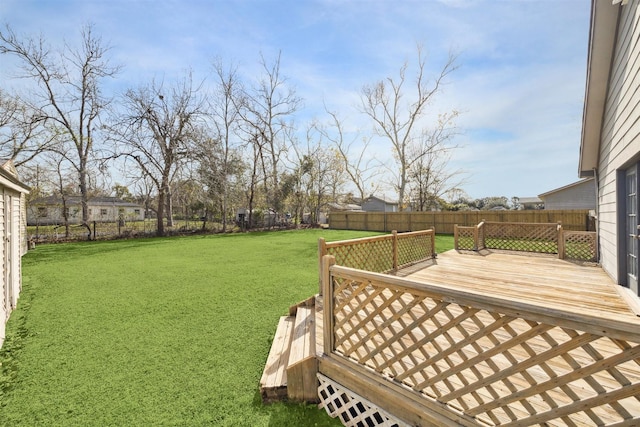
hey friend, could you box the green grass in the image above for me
[1,230,454,426]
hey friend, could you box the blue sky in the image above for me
[0,0,591,200]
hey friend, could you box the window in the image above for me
[134,209,140,215]
[37,206,48,218]
[100,208,108,216]
[64,207,79,218]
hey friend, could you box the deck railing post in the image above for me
[454,224,459,250]
[392,230,398,272]
[558,224,565,259]
[318,238,327,295]
[430,229,436,258]
[473,224,479,251]
[321,255,336,355]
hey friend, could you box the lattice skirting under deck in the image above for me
[317,374,408,427]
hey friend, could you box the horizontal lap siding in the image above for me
[598,1,640,283]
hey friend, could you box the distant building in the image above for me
[517,197,544,210]
[361,195,398,213]
[538,178,596,210]
[326,202,362,212]
[27,196,145,226]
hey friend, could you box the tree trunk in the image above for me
[79,162,92,240]
[157,186,166,236]
[166,190,174,227]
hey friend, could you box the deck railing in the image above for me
[317,229,435,294]
[454,222,598,262]
[319,255,640,426]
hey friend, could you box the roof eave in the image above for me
[579,0,620,178]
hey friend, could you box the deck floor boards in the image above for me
[404,250,637,321]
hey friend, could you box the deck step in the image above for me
[259,315,295,403]
[286,305,319,403]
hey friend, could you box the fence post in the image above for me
[322,255,336,355]
[318,238,327,295]
[392,230,398,272]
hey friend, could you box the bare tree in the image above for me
[293,122,346,224]
[204,60,244,232]
[319,109,380,202]
[408,111,465,211]
[195,133,245,229]
[113,73,204,236]
[360,46,458,210]
[0,89,54,167]
[0,24,120,236]
[239,52,301,217]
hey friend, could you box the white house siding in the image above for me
[20,192,27,255]
[597,1,640,283]
[0,187,26,348]
[0,191,5,344]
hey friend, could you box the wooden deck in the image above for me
[317,249,640,426]
[402,250,637,322]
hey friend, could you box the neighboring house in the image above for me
[517,196,544,210]
[325,202,362,212]
[361,195,398,212]
[578,0,640,300]
[27,196,145,226]
[0,161,30,348]
[538,178,596,210]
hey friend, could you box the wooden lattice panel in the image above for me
[328,271,640,426]
[483,222,559,254]
[563,231,597,262]
[455,226,476,251]
[318,373,407,427]
[323,230,435,274]
[326,236,394,273]
[396,232,434,269]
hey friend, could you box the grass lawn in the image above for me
[0,229,454,426]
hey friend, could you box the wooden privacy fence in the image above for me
[329,210,593,234]
[317,230,436,293]
[454,221,598,262]
[319,256,640,426]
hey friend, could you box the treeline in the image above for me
[0,24,464,236]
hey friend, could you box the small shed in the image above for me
[538,178,596,210]
[0,161,30,348]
